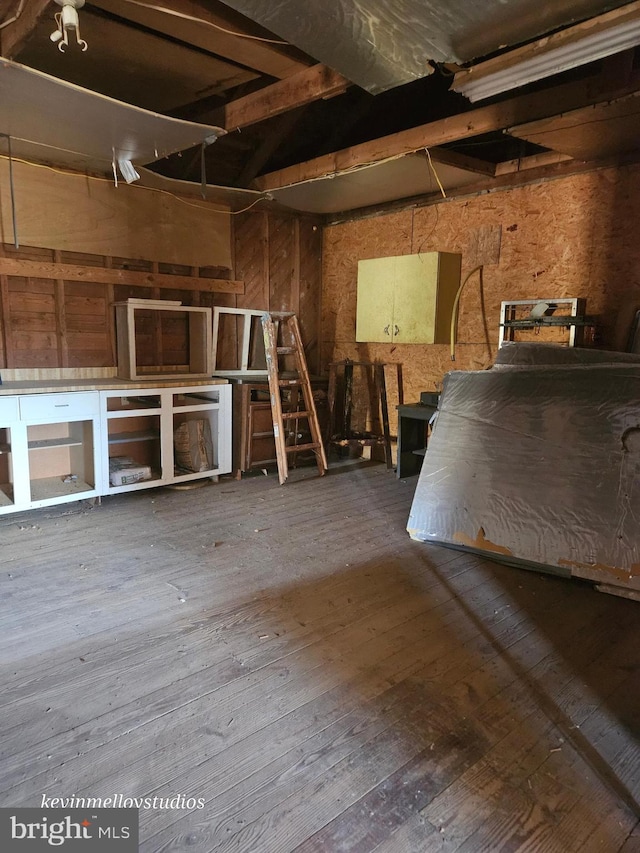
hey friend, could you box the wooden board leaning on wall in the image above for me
[0,159,233,270]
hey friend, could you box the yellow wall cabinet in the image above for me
[356,252,462,344]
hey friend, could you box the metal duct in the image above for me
[218,0,630,93]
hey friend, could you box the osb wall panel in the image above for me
[322,162,640,412]
[0,160,232,269]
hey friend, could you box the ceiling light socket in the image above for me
[51,0,88,52]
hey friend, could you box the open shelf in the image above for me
[173,391,221,408]
[28,437,83,450]
[30,476,94,502]
[108,430,160,445]
[27,419,96,503]
[107,395,162,412]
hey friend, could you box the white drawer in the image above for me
[19,392,99,421]
[0,396,19,422]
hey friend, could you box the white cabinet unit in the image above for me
[0,391,103,511]
[0,396,28,514]
[0,382,231,512]
[99,384,232,495]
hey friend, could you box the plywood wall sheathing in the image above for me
[322,162,640,415]
[0,159,232,269]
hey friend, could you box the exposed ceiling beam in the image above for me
[427,148,496,177]
[507,91,640,162]
[1,0,50,58]
[327,150,640,225]
[89,0,311,79]
[234,107,307,186]
[495,151,573,176]
[224,63,349,131]
[256,69,640,191]
[452,0,640,102]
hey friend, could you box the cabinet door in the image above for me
[391,253,440,344]
[356,252,461,345]
[356,257,395,343]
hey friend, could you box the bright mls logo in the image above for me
[1,808,138,851]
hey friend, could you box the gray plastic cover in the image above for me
[407,344,640,596]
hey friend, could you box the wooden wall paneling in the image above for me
[104,256,117,366]
[234,212,269,311]
[266,213,297,368]
[150,270,164,369]
[0,273,13,368]
[60,249,108,268]
[291,219,301,316]
[268,214,297,314]
[53,252,69,368]
[9,276,58,368]
[0,247,246,371]
[64,281,111,367]
[231,212,268,371]
[298,218,323,375]
[190,268,202,308]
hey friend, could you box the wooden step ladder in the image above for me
[261,311,328,485]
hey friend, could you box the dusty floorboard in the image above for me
[0,461,639,852]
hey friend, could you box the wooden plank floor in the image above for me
[0,460,639,852]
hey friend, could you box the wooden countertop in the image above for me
[0,377,228,395]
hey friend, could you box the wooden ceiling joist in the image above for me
[426,147,496,177]
[508,92,640,162]
[0,0,50,58]
[224,64,350,131]
[90,0,311,80]
[255,69,640,191]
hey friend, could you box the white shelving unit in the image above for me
[0,396,28,514]
[0,392,103,511]
[99,384,232,495]
[0,382,232,513]
[101,390,164,494]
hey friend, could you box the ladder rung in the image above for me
[277,346,298,355]
[281,411,310,420]
[278,379,303,386]
[285,442,322,454]
[268,311,295,318]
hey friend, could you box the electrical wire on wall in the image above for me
[424,147,447,199]
[450,264,484,362]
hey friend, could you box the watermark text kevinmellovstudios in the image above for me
[40,795,205,810]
